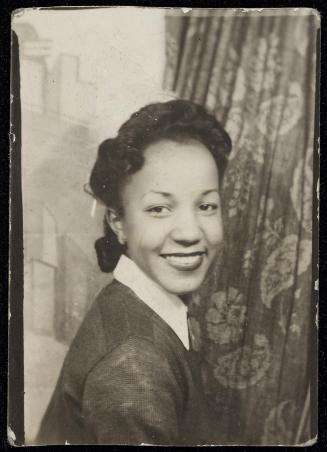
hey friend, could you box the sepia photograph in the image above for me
[10,6,319,446]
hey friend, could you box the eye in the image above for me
[146,206,171,217]
[199,203,219,214]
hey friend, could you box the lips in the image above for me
[161,251,206,271]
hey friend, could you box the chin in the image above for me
[160,275,205,296]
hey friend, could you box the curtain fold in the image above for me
[164,10,318,445]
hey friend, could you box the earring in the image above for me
[118,234,126,246]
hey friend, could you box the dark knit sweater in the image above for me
[36,280,217,445]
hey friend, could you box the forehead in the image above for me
[145,138,213,161]
[123,139,219,198]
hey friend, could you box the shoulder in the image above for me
[63,281,157,373]
[82,335,187,445]
[94,281,189,373]
[95,280,157,347]
[57,280,159,398]
[83,335,186,411]
[87,335,175,380]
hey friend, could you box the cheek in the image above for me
[202,216,224,246]
[123,215,169,252]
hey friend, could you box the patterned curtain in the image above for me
[164,10,318,445]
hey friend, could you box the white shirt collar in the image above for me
[113,254,189,350]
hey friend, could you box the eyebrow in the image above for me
[143,189,219,199]
[142,191,172,199]
[201,189,219,196]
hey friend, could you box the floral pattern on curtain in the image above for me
[164,9,318,445]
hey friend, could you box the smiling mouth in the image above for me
[160,251,206,271]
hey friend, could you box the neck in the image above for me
[179,293,193,306]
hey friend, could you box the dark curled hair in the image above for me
[90,99,232,272]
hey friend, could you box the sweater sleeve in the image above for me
[82,336,184,445]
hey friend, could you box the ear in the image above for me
[106,208,127,245]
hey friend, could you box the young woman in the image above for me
[36,99,232,445]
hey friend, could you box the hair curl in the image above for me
[89,99,232,272]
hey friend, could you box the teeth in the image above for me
[164,255,202,265]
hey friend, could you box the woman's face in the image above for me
[116,139,223,295]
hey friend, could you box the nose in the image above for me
[170,211,202,245]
